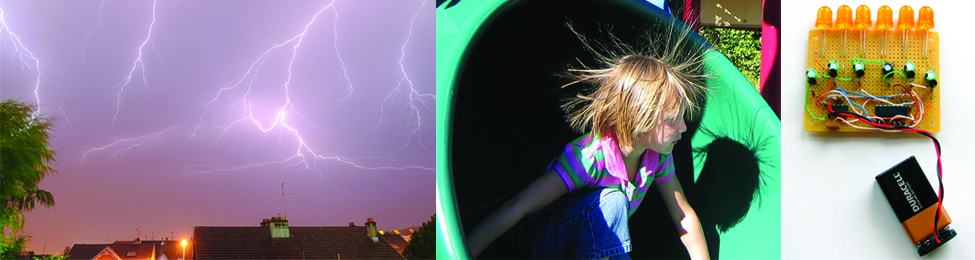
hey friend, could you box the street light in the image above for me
[181,239,188,260]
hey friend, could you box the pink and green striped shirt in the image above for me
[549,132,675,217]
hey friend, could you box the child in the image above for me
[466,26,711,259]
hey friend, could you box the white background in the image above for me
[781,1,975,258]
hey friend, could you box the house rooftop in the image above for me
[67,239,190,260]
[194,225,404,259]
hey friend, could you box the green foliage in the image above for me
[402,214,435,260]
[0,234,27,259]
[35,254,69,260]
[1,99,58,256]
[699,27,762,88]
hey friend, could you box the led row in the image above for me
[816,5,934,31]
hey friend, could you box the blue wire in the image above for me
[836,88,896,99]
[837,89,870,117]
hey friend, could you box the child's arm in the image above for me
[466,170,569,258]
[657,175,710,260]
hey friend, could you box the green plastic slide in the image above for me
[437,0,780,259]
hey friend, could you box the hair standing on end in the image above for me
[561,22,712,152]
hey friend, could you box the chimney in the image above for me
[349,222,355,227]
[365,218,378,243]
[260,216,290,238]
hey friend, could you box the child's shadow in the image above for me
[630,122,765,259]
[691,136,764,258]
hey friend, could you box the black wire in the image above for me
[829,111,945,242]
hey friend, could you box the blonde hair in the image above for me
[562,23,711,151]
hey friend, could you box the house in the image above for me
[379,233,408,254]
[193,217,405,259]
[397,227,417,242]
[385,226,418,242]
[67,238,192,260]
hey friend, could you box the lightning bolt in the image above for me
[374,0,434,149]
[60,103,74,129]
[112,0,158,126]
[0,7,43,116]
[81,0,106,66]
[181,156,434,175]
[332,5,355,104]
[191,0,336,138]
[182,0,431,176]
[78,0,434,176]
[81,126,179,163]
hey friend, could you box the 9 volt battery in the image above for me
[875,156,956,256]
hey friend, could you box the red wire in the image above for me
[814,78,833,106]
[815,58,827,70]
[935,142,944,243]
[836,112,944,243]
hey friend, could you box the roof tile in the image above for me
[194,226,405,259]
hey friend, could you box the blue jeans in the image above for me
[518,188,632,259]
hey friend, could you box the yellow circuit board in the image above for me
[804,20,939,133]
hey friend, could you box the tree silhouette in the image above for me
[402,214,435,259]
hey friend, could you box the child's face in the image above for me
[634,116,687,154]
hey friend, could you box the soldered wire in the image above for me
[823,72,853,81]
[851,57,885,65]
[828,107,944,243]
[810,57,936,129]
[884,70,908,83]
[806,81,826,121]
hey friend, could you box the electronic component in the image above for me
[831,105,849,114]
[837,5,853,56]
[806,68,818,84]
[918,6,935,58]
[806,5,939,133]
[917,6,934,30]
[816,6,833,29]
[853,61,865,78]
[897,6,915,30]
[925,70,937,88]
[877,5,894,56]
[904,62,916,78]
[824,105,848,128]
[876,156,956,256]
[876,5,894,29]
[816,6,833,56]
[882,62,894,76]
[897,6,914,58]
[836,5,853,29]
[874,106,910,118]
[828,61,839,77]
[855,5,871,55]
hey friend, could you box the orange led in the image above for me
[877,5,894,30]
[816,6,833,30]
[836,5,853,29]
[917,6,934,30]
[897,5,915,30]
[855,5,872,29]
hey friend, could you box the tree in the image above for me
[698,27,762,88]
[1,99,57,259]
[401,214,434,260]
[35,253,68,260]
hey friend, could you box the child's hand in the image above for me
[658,172,710,260]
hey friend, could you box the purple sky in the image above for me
[1,0,434,254]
